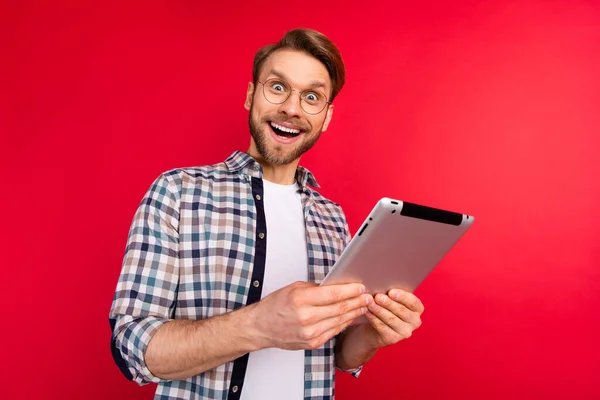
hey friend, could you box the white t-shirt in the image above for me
[240,179,307,400]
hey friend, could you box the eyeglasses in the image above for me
[257,78,331,115]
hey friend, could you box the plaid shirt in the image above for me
[109,151,359,400]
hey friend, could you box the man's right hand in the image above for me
[249,281,371,351]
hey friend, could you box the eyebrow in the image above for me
[267,69,328,91]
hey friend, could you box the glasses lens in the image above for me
[263,79,290,104]
[300,91,327,114]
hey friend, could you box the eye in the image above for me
[303,92,321,104]
[268,81,287,93]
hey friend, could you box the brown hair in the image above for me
[252,28,346,102]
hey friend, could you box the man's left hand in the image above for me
[362,289,424,348]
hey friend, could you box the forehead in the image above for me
[261,49,331,91]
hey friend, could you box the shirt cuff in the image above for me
[336,364,363,378]
[114,316,171,384]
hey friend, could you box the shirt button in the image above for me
[255,194,261,201]
[258,232,265,239]
[253,280,260,288]
[232,385,239,393]
[253,164,260,170]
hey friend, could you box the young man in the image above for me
[109,28,424,400]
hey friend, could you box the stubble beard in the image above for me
[248,104,322,166]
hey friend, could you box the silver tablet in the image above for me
[321,197,474,302]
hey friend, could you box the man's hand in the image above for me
[249,281,370,351]
[362,289,424,348]
[334,288,424,370]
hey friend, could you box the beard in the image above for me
[248,104,322,166]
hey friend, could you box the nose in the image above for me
[278,89,303,118]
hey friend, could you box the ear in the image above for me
[321,104,334,132]
[244,82,255,111]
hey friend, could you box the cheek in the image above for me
[250,105,263,123]
[307,116,323,132]
[252,104,274,123]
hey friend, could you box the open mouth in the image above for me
[269,121,302,138]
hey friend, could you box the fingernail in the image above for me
[359,285,366,294]
[361,307,367,314]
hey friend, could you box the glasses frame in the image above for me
[257,78,331,115]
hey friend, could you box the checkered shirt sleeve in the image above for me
[109,173,181,384]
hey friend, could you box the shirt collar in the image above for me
[224,150,321,189]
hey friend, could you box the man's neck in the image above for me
[260,163,298,185]
[246,149,299,185]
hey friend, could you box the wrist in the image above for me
[355,324,381,351]
[238,303,269,351]
[336,325,377,371]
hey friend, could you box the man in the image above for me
[109,28,424,400]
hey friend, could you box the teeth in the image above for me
[271,122,301,134]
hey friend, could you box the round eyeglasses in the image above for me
[257,78,330,115]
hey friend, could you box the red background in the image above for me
[2,1,599,399]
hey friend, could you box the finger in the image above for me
[364,311,401,343]
[304,305,367,345]
[318,302,368,332]
[311,317,356,350]
[300,283,365,306]
[365,311,397,341]
[289,281,319,289]
[388,289,424,313]
[367,296,413,337]
[374,294,420,326]
[307,294,370,322]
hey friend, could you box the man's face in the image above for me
[245,49,334,166]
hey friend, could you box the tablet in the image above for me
[321,198,474,319]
